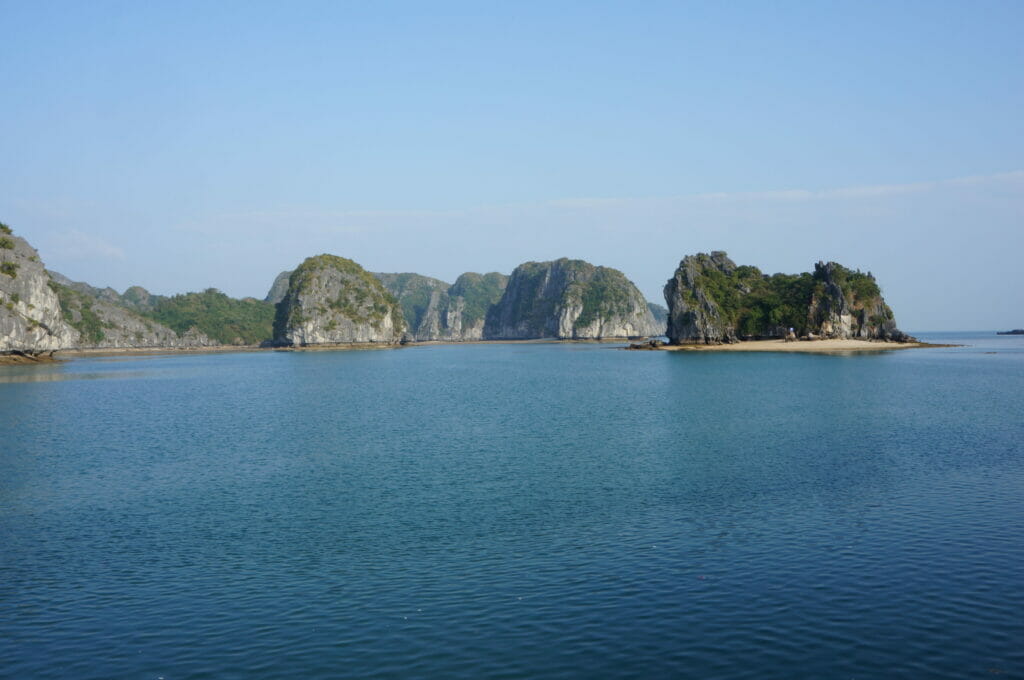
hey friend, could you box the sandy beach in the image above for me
[1,337,954,365]
[661,338,948,353]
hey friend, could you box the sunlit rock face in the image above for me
[373,271,509,342]
[484,258,660,340]
[273,254,405,346]
[0,230,78,352]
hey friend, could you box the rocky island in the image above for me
[656,251,916,350]
[272,255,405,346]
[4,222,930,361]
[268,258,657,343]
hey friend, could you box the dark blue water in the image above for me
[2,333,1022,679]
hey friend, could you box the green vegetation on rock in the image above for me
[815,263,882,304]
[667,251,901,342]
[0,236,14,249]
[1,262,19,278]
[486,258,655,339]
[141,289,274,345]
[684,260,820,335]
[449,272,507,326]
[573,267,634,331]
[0,222,11,235]
[492,260,560,330]
[292,254,383,293]
[373,272,448,330]
[274,254,405,341]
[48,281,111,344]
[121,286,156,310]
[736,273,817,336]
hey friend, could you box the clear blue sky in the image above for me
[2,1,1021,330]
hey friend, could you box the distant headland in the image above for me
[1,222,926,360]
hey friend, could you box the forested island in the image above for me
[663,251,914,344]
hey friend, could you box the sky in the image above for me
[1,1,1021,331]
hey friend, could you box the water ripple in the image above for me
[1,342,1022,679]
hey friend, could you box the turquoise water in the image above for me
[2,333,1022,679]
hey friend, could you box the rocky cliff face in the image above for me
[0,227,79,352]
[373,272,451,341]
[373,271,509,341]
[273,254,405,346]
[447,272,508,340]
[264,270,292,305]
[807,261,911,341]
[0,224,222,352]
[47,272,217,349]
[664,251,913,344]
[647,302,668,335]
[664,251,743,344]
[484,258,660,339]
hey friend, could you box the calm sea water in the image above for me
[1,332,1022,679]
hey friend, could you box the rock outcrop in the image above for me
[484,258,660,339]
[46,277,208,349]
[45,271,227,349]
[273,254,405,346]
[807,261,911,341]
[0,226,78,352]
[664,251,913,344]
[664,251,743,344]
[0,223,244,352]
[447,272,509,340]
[647,302,668,334]
[373,271,509,341]
[264,270,292,305]
[373,272,451,341]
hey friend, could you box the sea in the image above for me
[1,332,1022,679]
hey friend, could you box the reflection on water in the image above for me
[1,338,1022,680]
[0,367,153,383]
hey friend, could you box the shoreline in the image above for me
[1,336,959,365]
[0,351,60,366]
[653,338,957,354]
[1,337,639,364]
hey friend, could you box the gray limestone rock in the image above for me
[46,272,217,349]
[663,251,740,344]
[264,270,292,305]
[808,261,911,341]
[273,254,405,346]
[484,258,660,339]
[0,229,79,352]
[646,302,668,335]
[373,271,508,341]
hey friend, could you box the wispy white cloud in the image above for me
[8,170,1019,330]
[46,229,126,261]
[162,171,1023,240]
[539,170,1024,208]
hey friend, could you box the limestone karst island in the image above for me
[0,223,919,362]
